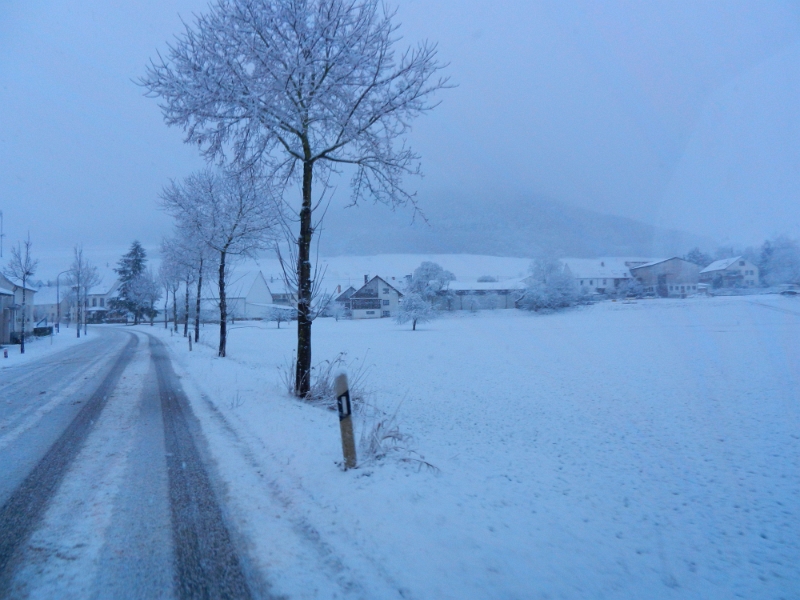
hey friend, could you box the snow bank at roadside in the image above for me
[0,327,95,370]
[139,294,800,599]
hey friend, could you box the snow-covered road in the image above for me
[0,328,258,598]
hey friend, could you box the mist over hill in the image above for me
[317,192,714,258]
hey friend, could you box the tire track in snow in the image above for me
[149,334,254,599]
[0,333,139,595]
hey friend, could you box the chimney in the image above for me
[364,274,368,285]
[337,284,341,293]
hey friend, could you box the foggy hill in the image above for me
[317,192,714,258]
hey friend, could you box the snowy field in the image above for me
[135,294,799,599]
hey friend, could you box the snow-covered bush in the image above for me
[519,257,579,311]
[760,236,800,286]
[395,292,436,330]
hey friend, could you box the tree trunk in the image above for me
[20,282,26,353]
[294,159,313,397]
[194,258,203,343]
[218,250,227,358]
[172,288,178,332]
[412,318,417,331]
[184,277,190,337]
[164,289,169,329]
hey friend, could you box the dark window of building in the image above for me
[382,299,389,306]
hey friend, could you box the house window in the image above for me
[366,310,375,315]
[382,288,390,294]
[603,279,607,285]
[580,280,584,285]
[382,299,389,306]
[739,261,745,266]
[382,311,390,317]
[100,298,105,307]
[589,280,593,286]
[92,298,97,307]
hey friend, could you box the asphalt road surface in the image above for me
[0,328,257,599]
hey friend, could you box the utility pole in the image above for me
[0,210,5,258]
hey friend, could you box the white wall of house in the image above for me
[700,257,760,287]
[351,277,401,319]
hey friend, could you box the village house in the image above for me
[0,273,36,344]
[561,258,651,295]
[348,275,402,319]
[629,257,701,297]
[436,278,527,310]
[699,257,759,288]
[199,270,280,321]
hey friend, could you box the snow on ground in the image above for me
[0,326,94,370]
[138,294,800,599]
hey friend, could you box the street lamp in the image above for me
[56,269,70,333]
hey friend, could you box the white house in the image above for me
[0,273,36,344]
[349,276,403,319]
[222,270,276,320]
[561,257,654,295]
[699,257,759,288]
[436,277,527,310]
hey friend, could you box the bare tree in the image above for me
[66,245,101,338]
[160,168,278,357]
[3,234,38,353]
[159,244,183,330]
[142,0,449,396]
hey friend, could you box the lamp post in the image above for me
[56,269,70,333]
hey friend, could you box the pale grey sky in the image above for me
[1,0,799,257]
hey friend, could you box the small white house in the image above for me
[0,273,36,343]
[699,257,759,288]
[349,276,402,319]
[436,278,526,310]
[561,258,652,295]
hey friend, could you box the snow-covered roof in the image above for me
[629,257,681,270]
[0,288,12,297]
[700,256,742,274]
[561,258,646,279]
[226,270,265,298]
[447,277,527,292]
[351,276,403,298]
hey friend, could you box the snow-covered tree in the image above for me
[128,269,161,326]
[395,292,435,331]
[406,261,455,306]
[142,0,449,396]
[158,243,183,331]
[3,234,38,353]
[112,241,149,324]
[66,245,101,337]
[519,257,579,312]
[684,247,713,268]
[160,168,278,357]
[760,236,800,286]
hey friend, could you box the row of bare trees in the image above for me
[142,0,448,395]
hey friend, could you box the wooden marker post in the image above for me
[188,335,192,351]
[334,373,357,470]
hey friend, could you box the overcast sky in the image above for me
[1,0,799,261]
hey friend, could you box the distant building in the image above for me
[561,258,653,295]
[699,257,759,288]
[349,276,403,319]
[630,258,700,297]
[437,278,526,310]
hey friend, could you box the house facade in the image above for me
[0,273,36,344]
[560,257,658,296]
[349,276,402,319]
[436,278,526,311]
[630,258,701,297]
[699,257,759,288]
